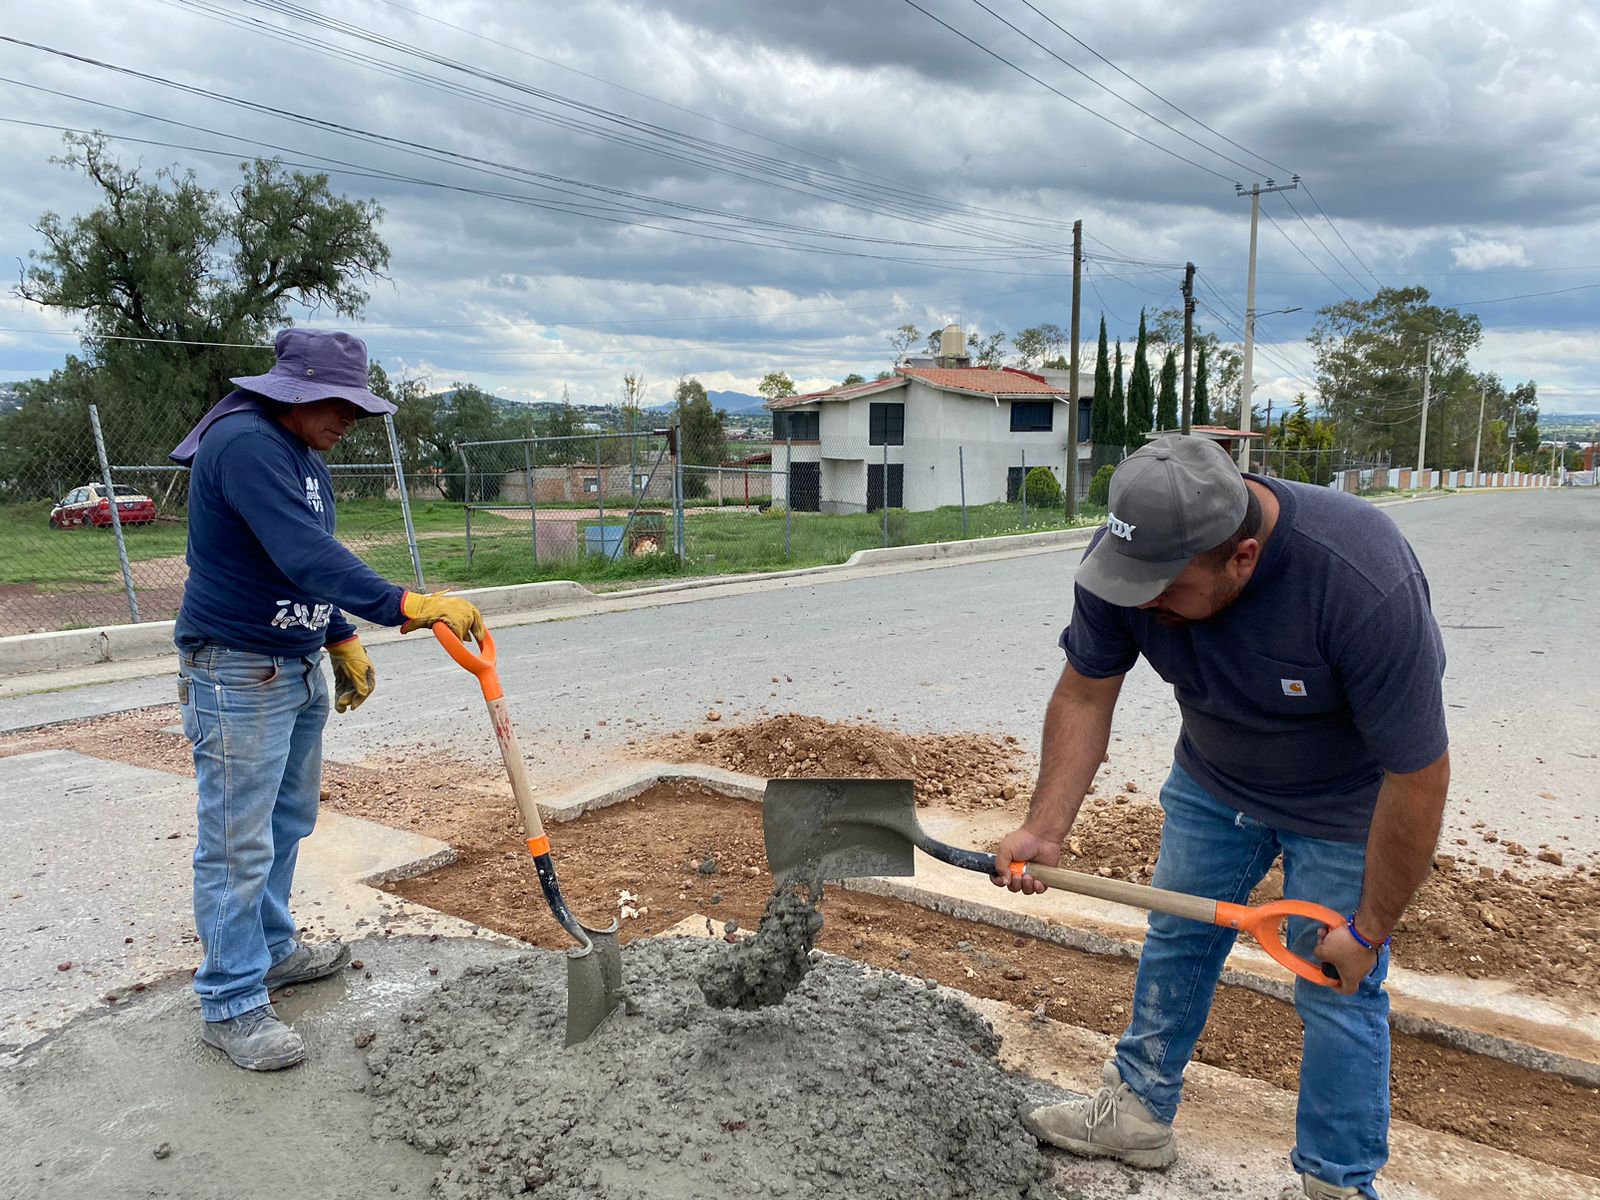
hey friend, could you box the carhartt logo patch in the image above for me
[1281,679,1307,697]
[1107,511,1136,541]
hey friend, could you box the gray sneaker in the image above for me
[263,940,352,989]
[200,1005,306,1071]
[1279,1176,1363,1199]
[1022,1061,1177,1169]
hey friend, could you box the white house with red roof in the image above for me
[765,339,1092,513]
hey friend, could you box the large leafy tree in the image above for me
[1309,286,1484,464]
[676,377,727,498]
[15,133,389,465]
[1124,311,1153,451]
[1156,349,1179,431]
[1012,323,1065,370]
[758,372,796,401]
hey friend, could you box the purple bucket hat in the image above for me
[229,328,395,414]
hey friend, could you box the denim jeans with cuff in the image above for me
[1113,761,1391,1198]
[179,644,328,1022]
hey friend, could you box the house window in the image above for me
[789,462,821,511]
[773,410,819,440]
[1010,401,1054,432]
[867,463,904,511]
[869,402,904,446]
[583,476,599,494]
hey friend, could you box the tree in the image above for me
[429,383,513,500]
[17,133,389,466]
[1310,286,1483,464]
[1090,317,1112,469]
[887,324,921,363]
[326,360,431,497]
[675,377,726,499]
[1012,323,1065,370]
[841,373,866,387]
[1086,463,1116,508]
[874,370,893,381]
[1192,345,1211,426]
[758,372,796,401]
[1124,311,1153,451]
[1022,465,1062,508]
[1148,305,1241,424]
[1103,340,1127,470]
[0,357,101,502]
[967,328,1007,368]
[1156,349,1179,431]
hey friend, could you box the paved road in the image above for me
[5,490,1594,854]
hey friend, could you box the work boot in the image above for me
[1021,1061,1177,1169]
[1279,1176,1364,1199]
[263,939,352,988]
[200,1005,306,1071]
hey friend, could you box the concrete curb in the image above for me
[0,526,1095,680]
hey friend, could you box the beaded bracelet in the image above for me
[1346,914,1391,951]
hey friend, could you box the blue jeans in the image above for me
[178,644,329,1022]
[1114,762,1391,1197]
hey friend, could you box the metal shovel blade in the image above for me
[564,921,624,1047]
[763,778,920,884]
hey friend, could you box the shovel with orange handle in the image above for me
[432,621,626,1043]
[762,777,1342,986]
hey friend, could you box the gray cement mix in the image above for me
[698,882,823,1010]
[367,936,1055,1199]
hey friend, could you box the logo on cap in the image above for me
[1106,511,1136,542]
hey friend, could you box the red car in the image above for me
[50,483,158,528]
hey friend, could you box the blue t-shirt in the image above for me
[174,408,406,657]
[1062,475,1448,842]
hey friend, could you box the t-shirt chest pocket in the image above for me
[1239,653,1339,716]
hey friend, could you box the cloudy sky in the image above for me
[2,0,1597,415]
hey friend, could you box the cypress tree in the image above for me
[1192,344,1211,426]
[1103,340,1126,470]
[1124,310,1153,451]
[1156,348,1179,431]
[1091,316,1111,462]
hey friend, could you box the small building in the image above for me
[766,327,1093,513]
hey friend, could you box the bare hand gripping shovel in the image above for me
[764,778,1343,987]
[433,622,625,1044]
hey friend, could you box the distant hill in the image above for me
[1542,411,1600,440]
[645,389,765,415]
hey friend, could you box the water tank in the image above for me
[939,323,964,359]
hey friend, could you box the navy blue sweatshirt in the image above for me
[174,408,406,657]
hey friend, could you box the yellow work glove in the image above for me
[327,637,376,713]
[400,591,486,642]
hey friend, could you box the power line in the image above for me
[1009,0,1292,177]
[1297,179,1383,289]
[897,0,1238,183]
[1279,192,1375,297]
[1260,204,1360,301]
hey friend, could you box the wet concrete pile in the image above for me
[367,937,1053,1199]
[698,882,824,1010]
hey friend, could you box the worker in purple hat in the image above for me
[993,435,1449,1200]
[171,328,484,1072]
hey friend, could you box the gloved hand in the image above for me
[400,591,486,642]
[327,637,376,713]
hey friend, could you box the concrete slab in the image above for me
[0,935,520,1200]
[0,750,467,1056]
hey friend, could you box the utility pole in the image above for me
[1415,337,1433,485]
[1471,386,1486,487]
[1066,218,1082,518]
[1180,261,1196,436]
[1235,176,1298,468]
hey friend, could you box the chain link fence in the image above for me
[0,397,421,636]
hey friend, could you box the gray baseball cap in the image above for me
[1076,435,1248,607]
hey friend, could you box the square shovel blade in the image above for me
[762,778,918,885]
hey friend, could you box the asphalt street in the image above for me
[4,489,1593,855]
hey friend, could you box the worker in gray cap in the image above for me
[995,434,1448,1200]
[172,328,485,1072]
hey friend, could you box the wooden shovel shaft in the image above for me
[1019,862,1218,922]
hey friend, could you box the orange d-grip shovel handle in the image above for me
[432,621,502,701]
[1008,860,1343,987]
[432,622,550,856]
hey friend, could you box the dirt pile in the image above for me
[366,938,1053,1200]
[650,714,1031,810]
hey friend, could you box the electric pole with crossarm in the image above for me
[1235,177,1298,468]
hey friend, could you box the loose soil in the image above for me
[648,712,1033,810]
[6,708,1599,1178]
